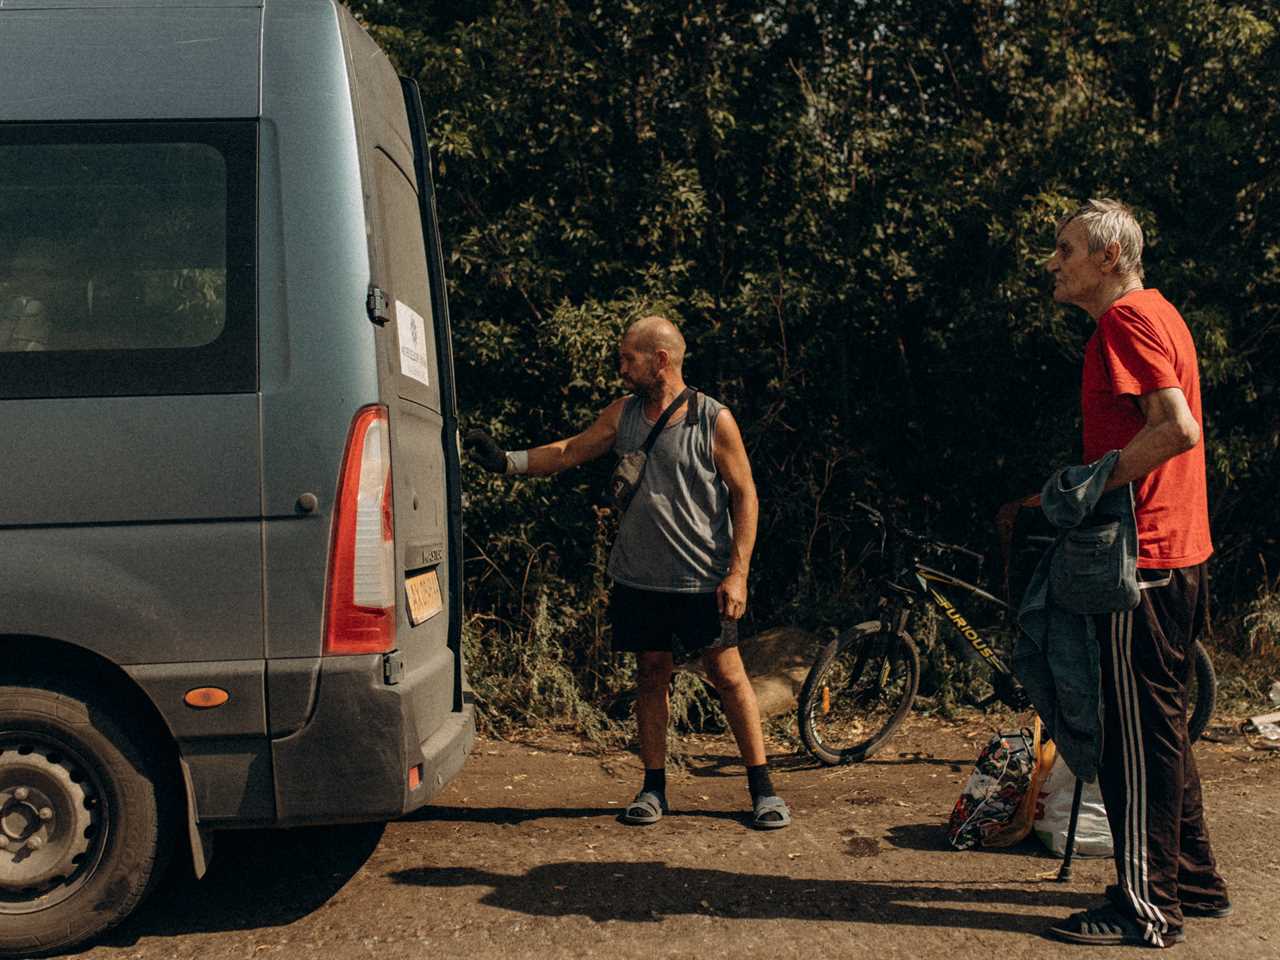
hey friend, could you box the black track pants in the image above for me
[1095,564,1228,947]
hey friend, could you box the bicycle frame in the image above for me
[876,559,1017,678]
[858,499,1025,703]
[911,565,1015,677]
[800,502,1210,768]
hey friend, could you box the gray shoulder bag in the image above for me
[605,388,693,512]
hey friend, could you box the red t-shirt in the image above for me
[1081,289,1213,569]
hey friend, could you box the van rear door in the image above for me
[340,13,463,745]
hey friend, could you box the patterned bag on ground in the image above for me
[984,721,1056,848]
[946,724,1038,850]
[1033,753,1113,858]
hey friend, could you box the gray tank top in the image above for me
[607,392,734,593]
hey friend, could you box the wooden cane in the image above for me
[1056,775,1086,882]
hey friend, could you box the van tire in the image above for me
[0,684,172,958]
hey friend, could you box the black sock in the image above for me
[642,767,666,799]
[746,763,774,802]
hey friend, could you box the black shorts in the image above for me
[608,583,738,661]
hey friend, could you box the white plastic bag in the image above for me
[1032,754,1113,858]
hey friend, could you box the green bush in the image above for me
[354,0,1280,729]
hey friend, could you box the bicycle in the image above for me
[797,501,1217,765]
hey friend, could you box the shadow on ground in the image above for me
[401,804,617,824]
[387,859,1096,931]
[868,752,969,771]
[408,804,750,825]
[679,750,822,777]
[96,823,385,948]
[680,750,969,778]
[884,822,1054,858]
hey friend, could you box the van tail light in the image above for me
[324,404,396,655]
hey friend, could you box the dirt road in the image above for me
[75,717,1278,960]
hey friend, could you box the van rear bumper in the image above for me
[269,653,474,827]
[412,700,475,803]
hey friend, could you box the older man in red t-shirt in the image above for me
[1043,199,1229,949]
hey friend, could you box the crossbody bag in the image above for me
[605,387,693,512]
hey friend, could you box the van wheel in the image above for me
[0,685,170,958]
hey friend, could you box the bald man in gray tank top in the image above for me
[465,316,790,829]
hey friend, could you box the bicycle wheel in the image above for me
[798,621,921,765]
[1188,640,1216,744]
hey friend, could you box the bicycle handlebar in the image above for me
[852,500,984,566]
[935,541,985,563]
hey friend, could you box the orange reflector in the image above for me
[408,764,423,790]
[184,687,230,709]
[822,686,831,715]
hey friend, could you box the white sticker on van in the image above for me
[396,300,431,387]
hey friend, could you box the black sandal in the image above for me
[1047,903,1184,948]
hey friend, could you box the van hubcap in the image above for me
[0,744,96,900]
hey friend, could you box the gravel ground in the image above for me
[72,715,1280,960]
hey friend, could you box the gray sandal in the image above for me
[752,794,791,829]
[621,790,666,825]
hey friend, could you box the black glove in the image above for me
[463,429,509,474]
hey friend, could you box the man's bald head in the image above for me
[623,315,686,370]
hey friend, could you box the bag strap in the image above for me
[640,387,693,455]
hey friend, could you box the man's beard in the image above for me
[627,368,661,400]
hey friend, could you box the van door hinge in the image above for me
[366,285,392,325]
[383,649,404,685]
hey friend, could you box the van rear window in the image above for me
[0,122,255,398]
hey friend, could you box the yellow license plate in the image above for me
[405,569,443,626]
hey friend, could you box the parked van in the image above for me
[0,2,473,954]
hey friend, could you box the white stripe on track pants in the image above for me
[1094,564,1227,946]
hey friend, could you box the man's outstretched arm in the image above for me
[465,398,626,477]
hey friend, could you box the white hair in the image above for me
[1058,198,1145,281]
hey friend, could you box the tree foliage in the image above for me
[351,0,1280,721]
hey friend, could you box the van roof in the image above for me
[0,0,260,6]
[0,1,339,122]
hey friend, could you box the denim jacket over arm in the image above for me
[1013,450,1139,783]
